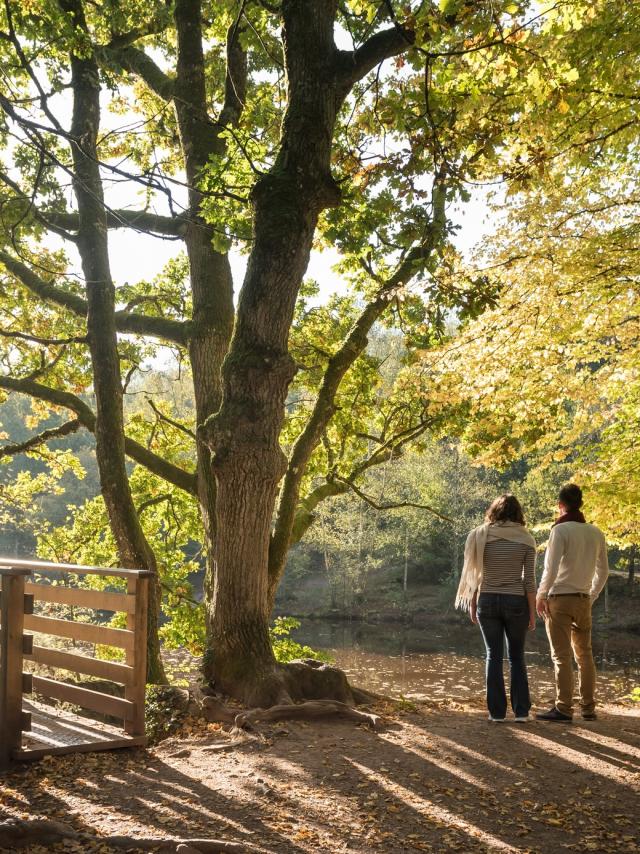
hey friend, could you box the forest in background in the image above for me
[1,2,638,849]
[1,334,634,641]
[0,0,638,700]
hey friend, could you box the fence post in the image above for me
[125,574,148,737]
[0,568,30,769]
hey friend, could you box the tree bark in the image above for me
[172,0,241,674]
[197,2,414,705]
[200,1,352,704]
[0,0,418,703]
[61,0,165,682]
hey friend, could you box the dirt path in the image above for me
[1,699,639,854]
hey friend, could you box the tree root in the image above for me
[202,658,382,733]
[0,818,254,853]
[233,699,379,731]
[201,695,238,725]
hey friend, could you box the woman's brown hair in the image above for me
[485,494,526,526]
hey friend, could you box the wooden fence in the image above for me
[0,558,149,767]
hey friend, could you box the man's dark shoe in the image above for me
[582,712,597,721]
[536,707,573,722]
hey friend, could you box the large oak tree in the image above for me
[0,0,550,702]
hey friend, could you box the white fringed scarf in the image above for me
[455,521,537,612]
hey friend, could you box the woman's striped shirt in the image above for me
[479,539,536,596]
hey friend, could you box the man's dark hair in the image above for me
[559,483,583,511]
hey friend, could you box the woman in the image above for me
[456,494,537,721]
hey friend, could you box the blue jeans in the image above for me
[477,592,531,719]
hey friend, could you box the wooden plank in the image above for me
[0,592,33,614]
[125,576,147,736]
[14,701,145,760]
[0,571,27,769]
[21,711,31,732]
[30,675,135,721]
[0,586,33,627]
[22,634,33,655]
[26,645,134,686]
[0,557,151,580]
[23,614,134,652]
[16,734,146,761]
[25,582,135,614]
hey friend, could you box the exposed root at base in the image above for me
[233,699,379,730]
[201,658,383,733]
[0,818,253,853]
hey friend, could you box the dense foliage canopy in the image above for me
[0,0,637,695]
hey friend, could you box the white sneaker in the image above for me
[514,716,530,722]
[488,716,506,722]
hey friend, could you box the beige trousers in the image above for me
[546,595,596,716]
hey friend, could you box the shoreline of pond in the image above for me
[274,606,640,634]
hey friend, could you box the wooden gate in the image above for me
[0,559,149,767]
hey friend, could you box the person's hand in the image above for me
[528,613,536,632]
[470,603,478,625]
[536,597,549,619]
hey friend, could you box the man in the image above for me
[536,483,609,722]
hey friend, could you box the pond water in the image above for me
[292,619,640,708]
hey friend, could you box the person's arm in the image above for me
[589,533,609,603]
[537,528,562,616]
[470,589,478,624]
[527,591,536,630]
[523,545,537,630]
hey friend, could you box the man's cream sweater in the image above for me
[538,521,609,603]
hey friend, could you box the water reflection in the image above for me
[293,619,640,706]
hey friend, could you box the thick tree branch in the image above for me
[288,479,349,547]
[136,492,172,515]
[218,15,248,128]
[103,44,175,101]
[0,328,87,345]
[0,376,197,495]
[170,0,244,573]
[0,250,88,316]
[0,250,189,345]
[0,418,81,459]
[44,208,189,237]
[335,476,454,523]
[338,24,415,87]
[269,179,447,582]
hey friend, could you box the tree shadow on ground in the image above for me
[1,705,639,853]
[1,746,306,853]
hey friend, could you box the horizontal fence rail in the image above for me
[0,559,149,766]
[0,556,153,580]
[23,614,136,651]
[24,582,136,614]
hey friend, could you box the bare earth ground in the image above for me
[1,696,639,854]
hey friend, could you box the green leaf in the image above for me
[439,0,463,17]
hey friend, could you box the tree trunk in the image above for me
[172,0,240,677]
[62,0,165,682]
[628,546,637,586]
[201,1,346,704]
